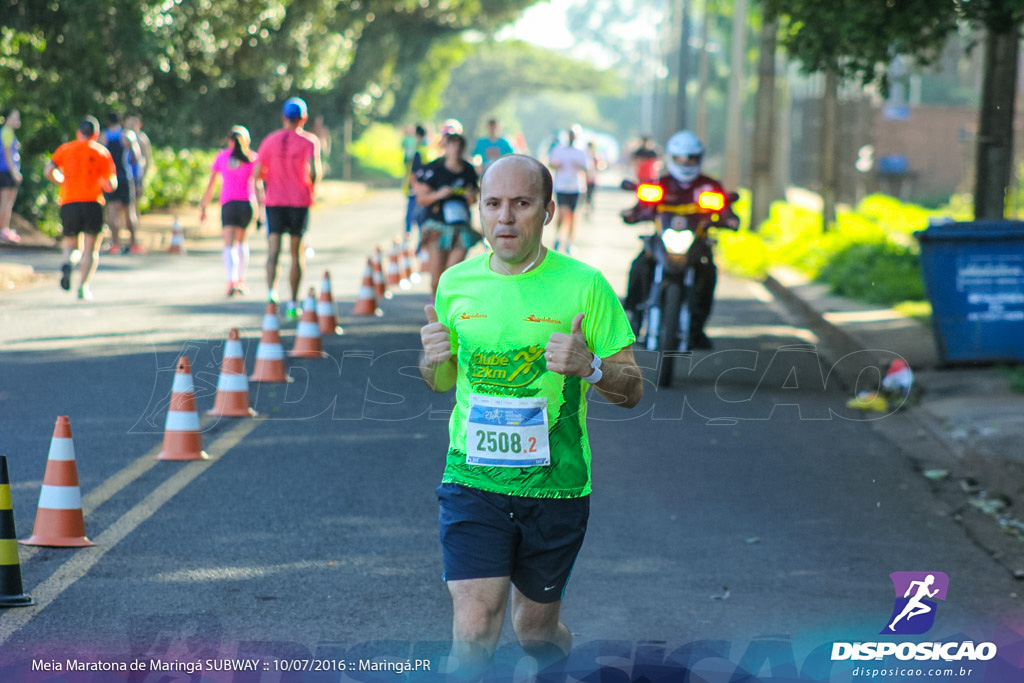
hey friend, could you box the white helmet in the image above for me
[665,130,704,183]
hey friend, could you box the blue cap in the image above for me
[282,97,307,121]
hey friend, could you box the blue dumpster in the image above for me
[915,220,1024,364]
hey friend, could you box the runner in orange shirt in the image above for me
[44,116,117,300]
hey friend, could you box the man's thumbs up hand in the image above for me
[545,313,593,377]
[421,305,452,365]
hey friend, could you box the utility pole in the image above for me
[975,20,1019,220]
[820,70,838,231]
[695,0,712,141]
[724,0,747,190]
[672,0,690,133]
[749,13,779,231]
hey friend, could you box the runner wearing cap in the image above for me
[253,97,322,320]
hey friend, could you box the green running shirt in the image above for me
[434,250,635,499]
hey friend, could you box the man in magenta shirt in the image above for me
[254,97,322,320]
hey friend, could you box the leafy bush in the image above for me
[718,192,949,307]
[816,242,926,305]
[349,123,406,184]
[139,148,218,212]
[17,156,62,236]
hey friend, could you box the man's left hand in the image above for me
[545,313,593,377]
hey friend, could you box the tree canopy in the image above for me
[767,0,1024,218]
[1,0,539,150]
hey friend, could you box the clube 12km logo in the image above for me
[831,572,999,662]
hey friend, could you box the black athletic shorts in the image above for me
[60,202,105,237]
[103,179,135,205]
[266,206,309,236]
[555,192,580,211]
[0,171,17,188]
[221,200,254,229]
[437,482,590,603]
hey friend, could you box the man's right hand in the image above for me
[421,305,452,365]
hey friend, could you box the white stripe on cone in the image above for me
[164,410,201,432]
[46,437,75,461]
[224,340,244,357]
[296,321,320,337]
[37,485,83,510]
[256,344,284,360]
[172,373,195,393]
[217,374,249,392]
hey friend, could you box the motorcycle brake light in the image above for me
[697,191,726,211]
[637,184,664,203]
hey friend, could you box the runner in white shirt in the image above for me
[547,128,590,254]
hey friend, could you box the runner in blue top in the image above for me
[0,109,23,243]
[99,114,143,254]
[471,118,515,173]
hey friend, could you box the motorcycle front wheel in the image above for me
[657,283,685,388]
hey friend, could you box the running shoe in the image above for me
[108,245,121,255]
[129,244,146,255]
[120,245,131,255]
[77,285,93,301]
[234,280,249,295]
[60,263,71,291]
[0,227,21,243]
[267,290,278,304]
[227,282,238,297]
[285,301,300,322]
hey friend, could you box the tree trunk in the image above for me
[673,0,691,133]
[749,15,779,232]
[724,0,748,189]
[820,70,838,231]
[695,0,712,140]
[974,21,1020,220]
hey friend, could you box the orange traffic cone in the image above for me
[317,271,342,336]
[289,289,325,358]
[0,455,33,606]
[403,235,422,284]
[372,246,391,301]
[167,215,186,255]
[249,302,291,383]
[387,240,407,290]
[353,258,380,316]
[398,237,413,285]
[386,241,405,290]
[157,357,209,461]
[208,329,256,417]
[20,416,94,547]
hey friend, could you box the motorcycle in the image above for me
[621,179,739,387]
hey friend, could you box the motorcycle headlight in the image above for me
[662,229,695,255]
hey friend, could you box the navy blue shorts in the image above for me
[555,192,580,211]
[437,483,589,604]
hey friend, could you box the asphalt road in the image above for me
[0,187,1020,681]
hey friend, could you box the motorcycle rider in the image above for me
[622,130,738,350]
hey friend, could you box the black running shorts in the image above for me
[265,206,309,236]
[60,202,105,237]
[221,200,254,229]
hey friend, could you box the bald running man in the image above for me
[419,154,643,676]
